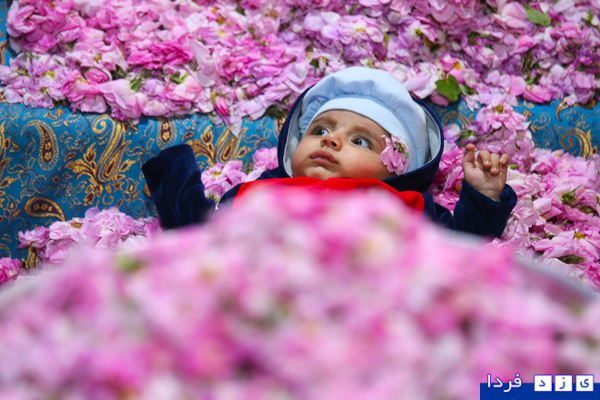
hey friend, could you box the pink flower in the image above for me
[214,96,229,116]
[7,0,83,53]
[429,141,464,210]
[337,15,384,45]
[150,41,194,67]
[0,258,21,286]
[252,147,278,170]
[44,239,76,264]
[469,102,537,170]
[201,160,248,203]
[79,95,108,114]
[493,2,530,30]
[18,227,50,249]
[6,4,37,36]
[99,79,148,120]
[84,68,110,84]
[428,0,480,33]
[17,208,160,265]
[380,135,410,175]
[522,84,552,103]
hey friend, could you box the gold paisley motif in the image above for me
[556,98,598,121]
[0,41,8,68]
[24,197,66,220]
[45,108,67,121]
[520,100,535,109]
[440,111,472,130]
[143,182,151,198]
[216,125,251,163]
[3,195,21,218]
[187,125,216,163]
[185,125,216,165]
[559,128,592,158]
[0,121,16,208]
[529,112,551,133]
[521,109,534,120]
[275,115,286,133]
[0,156,16,191]
[25,249,39,270]
[0,241,9,256]
[157,118,177,149]
[556,99,571,121]
[66,116,135,206]
[187,124,252,167]
[22,120,59,171]
[219,134,240,161]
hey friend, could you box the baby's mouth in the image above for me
[310,150,338,164]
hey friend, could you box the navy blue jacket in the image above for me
[142,92,517,238]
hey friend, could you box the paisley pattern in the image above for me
[0,100,281,261]
[428,98,600,157]
[24,197,65,221]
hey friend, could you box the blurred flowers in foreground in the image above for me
[1,187,600,399]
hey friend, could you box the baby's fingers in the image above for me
[462,143,476,168]
[476,150,492,170]
[478,151,509,175]
[463,143,475,159]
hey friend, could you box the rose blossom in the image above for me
[380,135,410,175]
[0,258,21,286]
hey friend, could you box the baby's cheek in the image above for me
[352,159,393,180]
[290,152,304,177]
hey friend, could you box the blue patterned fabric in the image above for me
[0,100,281,264]
[429,98,600,158]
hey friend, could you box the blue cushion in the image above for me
[0,100,281,263]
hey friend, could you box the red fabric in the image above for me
[234,177,424,215]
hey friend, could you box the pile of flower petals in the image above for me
[201,147,278,203]
[493,150,600,288]
[1,187,600,399]
[7,149,275,287]
[1,0,320,131]
[430,119,600,289]
[17,207,161,266]
[2,0,599,130]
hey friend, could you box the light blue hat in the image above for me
[298,67,429,172]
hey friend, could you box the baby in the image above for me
[143,67,517,237]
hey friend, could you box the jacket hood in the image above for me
[276,86,444,193]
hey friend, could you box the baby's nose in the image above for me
[321,130,342,149]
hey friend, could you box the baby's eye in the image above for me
[351,136,372,149]
[312,127,329,136]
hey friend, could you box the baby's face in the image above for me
[291,110,395,180]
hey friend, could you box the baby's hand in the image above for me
[462,144,510,202]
